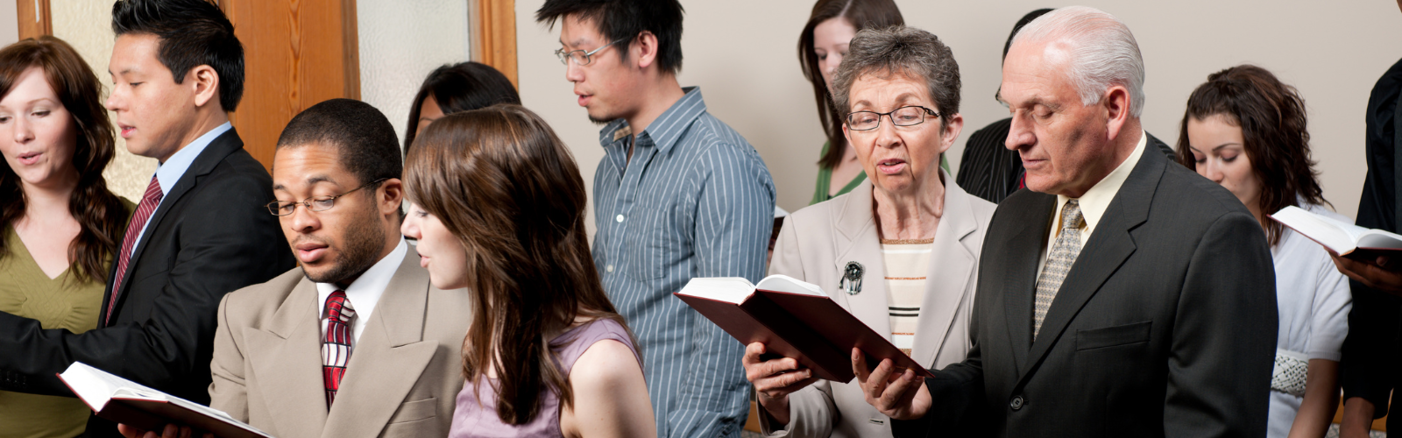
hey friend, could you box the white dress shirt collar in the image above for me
[316,237,408,342]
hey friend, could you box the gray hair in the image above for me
[1011,6,1145,117]
[832,26,961,127]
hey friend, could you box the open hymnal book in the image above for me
[1270,205,1402,258]
[675,274,932,383]
[59,362,273,438]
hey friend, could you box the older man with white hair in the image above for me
[854,6,1278,437]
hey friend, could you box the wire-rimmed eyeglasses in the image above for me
[554,38,629,66]
[846,106,941,131]
[266,178,387,217]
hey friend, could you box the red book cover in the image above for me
[676,276,934,383]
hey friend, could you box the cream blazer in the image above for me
[208,245,472,438]
[760,173,995,438]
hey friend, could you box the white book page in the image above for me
[1313,212,1376,243]
[1357,229,1402,249]
[755,274,826,296]
[62,362,242,424]
[676,277,756,304]
[1270,206,1356,253]
[60,362,164,412]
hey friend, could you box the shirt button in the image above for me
[1010,395,1025,411]
[615,214,625,223]
[606,265,614,273]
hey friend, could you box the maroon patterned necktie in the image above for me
[322,290,355,406]
[106,175,163,325]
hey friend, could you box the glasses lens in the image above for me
[893,107,927,126]
[849,112,879,130]
[310,197,337,212]
[573,52,590,66]
[268,202,291,216]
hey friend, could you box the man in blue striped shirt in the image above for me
[537,1,775,437]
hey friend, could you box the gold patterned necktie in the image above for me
[1033,200,1085,339]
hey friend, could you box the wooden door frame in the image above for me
[472,0,517,88]
[17,0,50,40]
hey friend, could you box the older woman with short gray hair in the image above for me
[742,26,995,438]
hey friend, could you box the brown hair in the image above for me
[403,104,635,425]
[0,36,125,284]
[799,0,903,169]
[1176,64,1326,246]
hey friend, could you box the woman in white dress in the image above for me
[1177,64,1351,438]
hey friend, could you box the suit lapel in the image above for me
[831,181,893,338]
[104,129,245,323]
[1018,149,1164,385]
[322,247,439,438]
[911,178,978,366]
[247,276,329,438]
[1000,193,1055,375]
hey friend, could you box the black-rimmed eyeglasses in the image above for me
[266,178,387,217]
[554,38,629,66]
[846,106,941,131]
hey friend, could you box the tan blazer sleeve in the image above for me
[758,215,838,438]
[207,293,249,422]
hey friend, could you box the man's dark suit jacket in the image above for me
[1340,56,1402,431]
[896,140,1278,437]
[956,119,1177,204]
[0,128,295,437]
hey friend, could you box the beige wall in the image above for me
[516,0,1402,234]
[0,0,17,48]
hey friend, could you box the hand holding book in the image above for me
[743,341,819,426]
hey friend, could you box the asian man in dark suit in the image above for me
[855,6,1278,438]
[0,1,293,436]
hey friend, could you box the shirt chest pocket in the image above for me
[624,205,690,280]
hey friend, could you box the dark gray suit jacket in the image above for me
[896,140,1277,437]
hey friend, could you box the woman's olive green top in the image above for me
[0,198,133,438]
[810,141,950,205]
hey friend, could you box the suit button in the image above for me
[1010,395,1025,411]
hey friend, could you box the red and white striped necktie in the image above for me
[322,290,355,406]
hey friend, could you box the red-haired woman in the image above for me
[0,36,133,437]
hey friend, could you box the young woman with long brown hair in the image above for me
[400,104,655,438]
[1178,64,1350,438]
[0,36,133,437]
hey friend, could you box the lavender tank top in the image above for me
[447,318,640,438]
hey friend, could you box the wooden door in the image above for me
[218,0,360,171]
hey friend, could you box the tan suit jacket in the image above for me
[208,245,471,438]
[760,174,995,438]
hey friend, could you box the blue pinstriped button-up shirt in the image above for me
[593,87,775,438]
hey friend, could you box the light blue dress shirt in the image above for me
[127,122,234,256]
[592,87,775,438]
